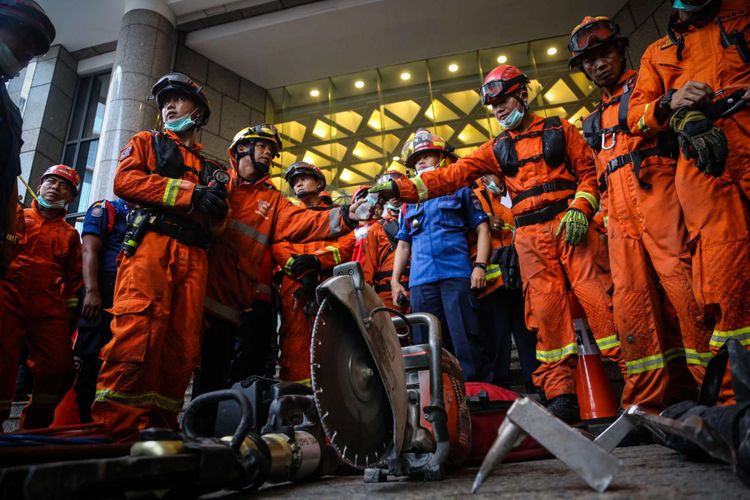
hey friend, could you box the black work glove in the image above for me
[192,185,228,219]
[669,108,729,177]
[289,254,321,277]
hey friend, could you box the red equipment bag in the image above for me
[465,382,550,464]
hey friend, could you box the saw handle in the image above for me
[183,389,254,452]
[370,306,412,339]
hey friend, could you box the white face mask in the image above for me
[0,43,23,80]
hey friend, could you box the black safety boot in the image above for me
[546,394,580,424]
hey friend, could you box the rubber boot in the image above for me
[546,394,580,424]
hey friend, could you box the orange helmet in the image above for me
[352,185,371,203]
[480,65,529,106]
[567,16,627,68]
[40,164,80,195]
[402,129,457,168]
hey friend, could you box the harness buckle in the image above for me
[601,131,616,150]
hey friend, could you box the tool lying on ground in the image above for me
[472,397,622,494]
[0,381,336,498]
[311,261,471,481]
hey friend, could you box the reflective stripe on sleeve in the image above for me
[329,207,342,235]
[574,191,599,212]
[162,178,182,206]
[413,177,429,202]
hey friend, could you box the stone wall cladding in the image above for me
[613,0,672,68]
[174,45,267,162]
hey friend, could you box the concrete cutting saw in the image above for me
[311,262,471,481]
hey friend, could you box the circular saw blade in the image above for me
[311,297,393,469]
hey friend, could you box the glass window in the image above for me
[63,72,110,214]
[268,35,600,201]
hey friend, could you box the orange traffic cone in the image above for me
[569,293,618,421]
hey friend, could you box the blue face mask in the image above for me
[0,43,23,80]
[164,113,198,133]
[672,0,712,11]
[499,107,524,131]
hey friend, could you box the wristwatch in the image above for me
[1,232,19,246]
[473,262,487,271]
[659,89,677,114]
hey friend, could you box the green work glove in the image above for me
[556,208,588,246]
[669,108,728,177]
[368,179,400,200]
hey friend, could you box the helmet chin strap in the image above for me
[237,141,270,181]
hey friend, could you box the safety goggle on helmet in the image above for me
[479,65,530,106]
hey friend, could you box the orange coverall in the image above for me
[0,201,82,429]
[591,70,710,411]
[362,215,410,308]
[92,129,217,442]
[205,175,353,325]
[394,114,628,401]
[471,180,515,297]
[627,0,750,400]
[272,212,356,383]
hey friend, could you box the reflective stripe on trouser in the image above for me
[674,157,750,404]
[607,190,705,411]
[0,281,75,429]
[516,213,622,400]
[92,232,208,443]
[277,275,316,382]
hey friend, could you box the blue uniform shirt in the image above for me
[82,199,130,275]
[397,186,487,287]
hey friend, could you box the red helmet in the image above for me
[40,164,80,195]
[284,161,326,189]
[567,16,628,69]
[0,0,55,56]
[480,65,530,106]
[151,72,211,127]
[402,129,457,168]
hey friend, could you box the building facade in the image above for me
[11,0,674,215]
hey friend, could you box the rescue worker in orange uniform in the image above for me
[473,175,539,390]
[350,184,378,266]
[373,66,628,422]
[0,165,81,429]
[272,162,356,383]
[92,73,230,442]
[569,16,711,411]
[0,1,56,276]
[363,169,410,310]
[626,0,750,402]
[196,126,358,397]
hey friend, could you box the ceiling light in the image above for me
[400,72,411,81]
[354,80,365,89]
[497,55,507,64]
[393,156,400,161]
[546,47,558,56]
[448,63,459,72]
[309,89,320,97]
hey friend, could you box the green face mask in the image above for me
[0,43,23,80]
[164,113,198,133]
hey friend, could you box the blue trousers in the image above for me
[410,278,490,382]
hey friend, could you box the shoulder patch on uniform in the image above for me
[91,206,103,217]
[470,192,483,211]
[119,145,133,161]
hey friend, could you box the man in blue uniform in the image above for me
[0,1,55,275]
[390,129,491,382]
[75,198,130,421]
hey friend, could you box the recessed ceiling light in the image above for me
[448,63,459,72]
[392,156,400,161]
[400,71,411,81]
[354,80,365,89]
[497,55,508,64]
[547,47,558,56]
[309,89,320,97]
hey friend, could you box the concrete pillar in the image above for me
[90,0,176,201]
